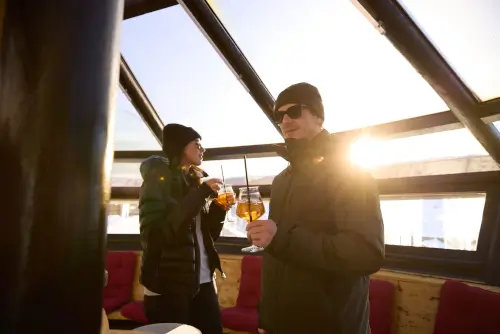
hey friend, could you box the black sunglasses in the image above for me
[273,104,308,123]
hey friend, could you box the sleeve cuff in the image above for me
[210,200,227,217]
[265,223,292,257]
[200,182,217,198]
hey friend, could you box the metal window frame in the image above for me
[107,171,500,285]
[119,55,164,145]
[115,0,500,284]
[354,0,500,164]
[123,0,177,19]
[120,0,500,167]
[112,97,500,163]
[178,0,282,135]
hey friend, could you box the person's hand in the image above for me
[214,192,236,211]
[246,220,277,248]
[258,329,266,334]
[204,178,222,193]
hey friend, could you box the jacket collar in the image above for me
[277,130,335,162]
[177,165,209,188]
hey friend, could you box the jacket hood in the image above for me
[139,156,170,180]
[139,155,209,181]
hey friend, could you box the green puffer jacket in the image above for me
[138,156,226,296]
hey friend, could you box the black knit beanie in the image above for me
[274,82,324,120]
[162,123,201,161]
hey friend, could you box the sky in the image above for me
[111,0,500,179]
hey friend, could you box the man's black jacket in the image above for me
[259,130,385,334]
[138,156,227,296]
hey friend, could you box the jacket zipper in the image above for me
[192,217,201,296]
[201,209,226,280]
[182,173,201,296]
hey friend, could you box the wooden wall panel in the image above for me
[216,254,242,308]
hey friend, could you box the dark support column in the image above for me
[0,0,5,45]
[0,1,123,333]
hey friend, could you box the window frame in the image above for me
[107,171,500,285]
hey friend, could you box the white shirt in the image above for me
[196,214,212,284]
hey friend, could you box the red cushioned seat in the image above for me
[121,300,149,324]
[236,255,263,308]
[369,279,395,334]
[103,251,137,314]
[433,280,500,334]
[221,307,258,333]
[103,297,129,315]
[221,255,262,333]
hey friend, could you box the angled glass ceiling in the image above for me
[399,0,500,101]
[121,6,283,148]
[210,0,448,133]
[114,89,160,150]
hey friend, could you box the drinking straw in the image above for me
[243,155,252,222]
[221,165,226,191]
[221,165,229,206]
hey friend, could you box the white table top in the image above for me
[133,323,201,334]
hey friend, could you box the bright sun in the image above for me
[349,137,384,168]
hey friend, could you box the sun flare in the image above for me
[349,137,384,168]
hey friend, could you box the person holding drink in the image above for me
[138,123,234,334]
[247,83,385,334]
[216,184,236,210]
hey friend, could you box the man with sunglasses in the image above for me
[247,83,385,334]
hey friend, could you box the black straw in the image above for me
[243,155,252,222]
[220,165,226,190]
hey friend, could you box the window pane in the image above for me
[114,89,160,150]
[350,128,499,178]
[108,157,285,235]
[121,7,283,148]
[201,157,288,185]
[381,193,485,251]
[202,157,285,237]
[108,194,486,248]
[398,0,500,100]
[211,0,448,132]
[111,162,142,187]
[110,157,288,187]
[492,120,500,133]
[221,199,270,238]
[106,198,269,237]
[108,200,140,234]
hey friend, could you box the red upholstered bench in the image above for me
[433,280,500,334]
[221,255,262,333]
[369,279,395,334]
[121,300,149,324]
[103,251,138,314]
